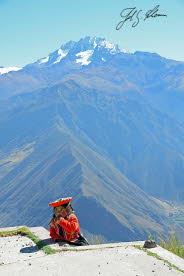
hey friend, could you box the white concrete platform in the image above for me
[0,226,183,276]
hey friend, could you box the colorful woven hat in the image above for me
[49,197,72,207]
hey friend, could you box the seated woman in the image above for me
[49,197,89,246]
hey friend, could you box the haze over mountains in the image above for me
[0,36,183,242]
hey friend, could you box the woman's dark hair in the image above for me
[62,202,74,210]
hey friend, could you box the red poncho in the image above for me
[50,213,80,242]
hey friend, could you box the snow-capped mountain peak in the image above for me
[0,37,129,76]
[28,36,128,68]
[38,48,68,65]
[71,37,128,66]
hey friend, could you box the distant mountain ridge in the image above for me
[35,36,127,67]
[0,36,127,75]
[0,36,128,98]
[0,36,183,122]
[0,36,183,241]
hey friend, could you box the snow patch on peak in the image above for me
[0,67,22,75]
[53,49,67,64]
[100,40,115,50]
[39,56,49,64]
[76,50,93,65]
[98,40,119,54]
[120,48,129,54]
[97,39,128,54]
[93,39,97,48]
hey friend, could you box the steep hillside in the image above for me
[0,36,184,241]
[2,80,183,202]
[0,122,171,241]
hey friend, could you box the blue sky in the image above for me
[0,0,183,67]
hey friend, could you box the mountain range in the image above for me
[0,36,183,242]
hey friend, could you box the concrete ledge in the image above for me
[28,226,145,251]
[149,246,184,271]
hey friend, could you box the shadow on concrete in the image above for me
[20,245,39,253]
[20,238,69,253]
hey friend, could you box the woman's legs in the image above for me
[55,234,89,246]
[68,234,89,246]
